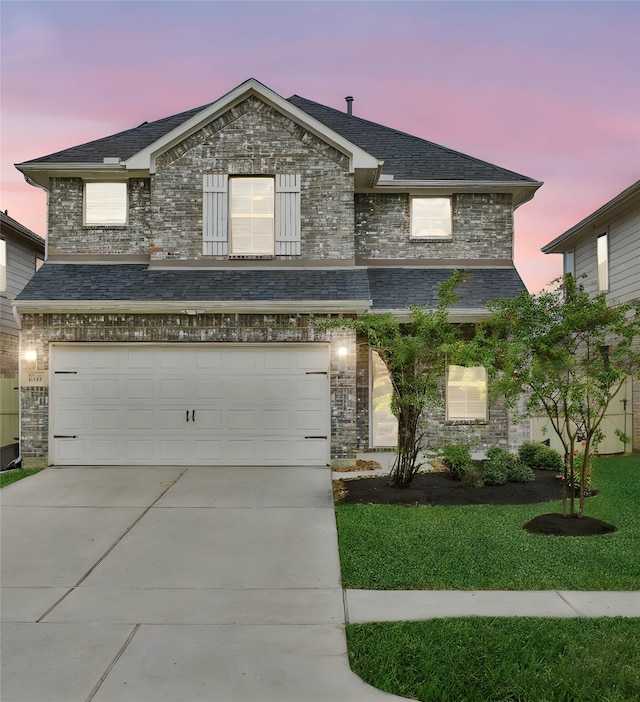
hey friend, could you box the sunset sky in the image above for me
[2,0,638,292]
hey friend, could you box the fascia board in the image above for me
[16,162,133,190]
[125,79,379,174]
[371,308,490,323]
[370,180,543,207]
[14,299,373,315]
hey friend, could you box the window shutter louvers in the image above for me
[275,174,301,255]
[203,174,229,255]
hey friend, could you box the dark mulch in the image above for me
[339,470,565,506]
[337,470,616,536]
[524,513,616,536]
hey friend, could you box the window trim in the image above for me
[229,176,275,256]
[597,232,609,291]
[369,349,398,448]
[0,239,6,292]
[563,249,575,277]
[410,196,452,240]
[446,365,488,422]
[83,181,128,226]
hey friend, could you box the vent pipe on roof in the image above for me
[345,96,354,116]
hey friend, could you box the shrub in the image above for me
[441,444,474,481]
[460,464,485,489]
[483,461,509,486]
[518,442,564,471]
[484,447,518,486]
[507,462,536,483]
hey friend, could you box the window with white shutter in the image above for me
[202,174,301,256]
[446,365,487,421]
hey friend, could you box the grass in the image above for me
[336,454,640,590]
[0,466,45,488]
[347,617,640,702]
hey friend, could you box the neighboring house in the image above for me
[14,78,541,468]
[541,180,640,453]
[0,211,45,469]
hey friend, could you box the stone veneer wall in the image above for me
[355,193,514,260]
[19,313,357,467]
[47,178,151,255]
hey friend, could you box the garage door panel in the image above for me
[126,410,154,430]
[56,409,86,431]
[51,344,329,466]
[55,378,86,400]
[93,379,119,400]
[92,410,119,430]
[127,379,154,400]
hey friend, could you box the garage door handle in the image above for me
[54,435,77,439]
[305,436,327,440]
[186,410,190,422]
[192,410,196,422]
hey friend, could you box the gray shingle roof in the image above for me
[18,87,535,183]
[17,264,525,310]
[18,104,212,165]
[288,96,535,183]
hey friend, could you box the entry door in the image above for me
[50,344,330,466]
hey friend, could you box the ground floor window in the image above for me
[446,365,487,421]
[370,350,398,447]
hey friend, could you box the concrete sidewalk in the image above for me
[345,589,640,623]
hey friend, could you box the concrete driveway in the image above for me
[1,466,403,702]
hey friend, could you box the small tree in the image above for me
[484,274,640,516]
[324,271,466,487]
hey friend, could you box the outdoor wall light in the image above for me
[337,346,348,357]
[24,349,38,363]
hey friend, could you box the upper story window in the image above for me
[446,365,487,422]
[84,182,128,225]
[0,239,6,292]
[597,233,609,291]
[203,174,301,257]
[563,249,575,277]
[411,197,452,239]
[230,177,275,255]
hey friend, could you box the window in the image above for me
[597,233,609,291]
[202,174,301,256]
[0,239,6,292]
[411,197,452,238]
[563,249,575,277]
[230,177,274,255]
[370,351,398,447]
[84,182,127,225]
[446,365,487,421]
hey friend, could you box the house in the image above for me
[541,180,640,453]
[0,211,45,469]
[14,78,541,468]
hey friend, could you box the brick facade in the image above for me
[19,312,358,467]
[355,193,514,260]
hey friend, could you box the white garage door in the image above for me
[50,344,330,466]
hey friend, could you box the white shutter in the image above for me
[203,174,228,255]
[275,174,301,255]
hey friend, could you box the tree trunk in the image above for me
[388,404,421,488]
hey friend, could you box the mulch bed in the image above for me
[337,470,616,536]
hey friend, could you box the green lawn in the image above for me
[347,617,640,702]
[0,466,45,488]
[336,454,640,590]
